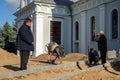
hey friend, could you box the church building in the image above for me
[14,0,120,56]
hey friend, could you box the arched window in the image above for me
[91,16,96,41]
[111,9,118,39]
[75,21,79,40]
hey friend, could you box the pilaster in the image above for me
[99,4,106,32]
[80,11,87,54]
[33,13,44,56]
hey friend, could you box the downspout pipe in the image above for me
[68,6,73,52]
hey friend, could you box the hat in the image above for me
[99,30,104,35]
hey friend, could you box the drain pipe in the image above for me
[68,6,73,52]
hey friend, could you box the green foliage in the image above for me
[0,28,5,48]
[0,21,17,53]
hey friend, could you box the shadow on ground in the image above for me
[3,65,20,71]
[76,60,97,70]
[76,60,120,76]
[103,64,119,75]
[111,61,120,72]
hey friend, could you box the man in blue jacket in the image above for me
[16,18,34,70]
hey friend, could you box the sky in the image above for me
[0,0,19,27]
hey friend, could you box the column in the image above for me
[33,13,44,56]
[80,11,87,54]
[68,16,72,53]
[99,5,105,32]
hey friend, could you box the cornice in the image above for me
[71,0,116,15]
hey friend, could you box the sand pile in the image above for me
[33,53,88,62]
[63,53,88,61]
[0,48,19,66]
[33,54,48,60]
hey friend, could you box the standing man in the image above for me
[98,31,107,64]
[16,18,34,70]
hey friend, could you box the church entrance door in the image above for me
[50,21,61,44]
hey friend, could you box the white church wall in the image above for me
[105,0,120,54]
[61,16,72,54]
[72,2,100,54]
[46,16,72,54]
[86,7,100,52]
[15,0,120,56]
[33,13,44,56]
[48,5,72,54]
[34,3,71,55]
[66,16,72,53]
[72,13,81,53]
[43,15,51,53]
[71,0,120,54]
[80,11,87,54]
[99,4,106,32]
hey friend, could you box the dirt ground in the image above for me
[2,62,120,80]
[63,63,120,80]
[0,48,87,74]
[0,48,120,80]
[32,52,88,62]
[0,48,19,66]
[3,66,80,80]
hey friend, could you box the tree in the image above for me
[0,21,17,53]
[11,22,17,42]
[2,22,11,39]
[0,28,5,48]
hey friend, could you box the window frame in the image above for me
[91,16,96,41]
[111,9,119,39]
[75,21,79,40]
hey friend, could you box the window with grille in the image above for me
[91,16,96,41]
[111,9,118,39]
[75,21,79,40]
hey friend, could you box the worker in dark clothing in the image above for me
[46,41,64,64]
[98,31,107,64]
[89,48,95,65]
[89,48,99,65]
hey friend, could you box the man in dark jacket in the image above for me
[16,18,34,70]
[98,31,107,64]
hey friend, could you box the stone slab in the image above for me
[0,60,117,79]
[0,61,87,79]
[107,50,116,59]
[48,61,116,80]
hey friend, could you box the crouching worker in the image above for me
[89,48,99,65]
[46,41,64,64]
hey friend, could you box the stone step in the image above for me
[0,61,87,79]
[48,62,112,80]
[0,60,117,79]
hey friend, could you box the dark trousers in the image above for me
[20,50,30,70]
[100,50,107,64]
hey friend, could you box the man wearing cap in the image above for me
[98,31,107,64]
[16,18,34,70]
